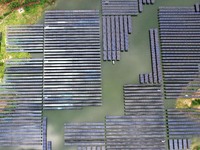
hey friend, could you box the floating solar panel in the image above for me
[6,25,44,53]
[47,141,52,150]
[105,115,166,150]
[168,139,191,150]
[139,74,145,84]
[0,59,43,149]
[127,16,132,34]
[43,117,47,150]
[159,7,200,100]
[77,146,105,150]
[101,0,156,61]
[111,16,116,52]
[144,73,149,83]
[102,15,131,61]
[149,28,162,84]
[138,29,162,85]
[64,122,105,146]
[119,15,125,52]
[101,0,139,16]
[139,73,153,84]
[124,16,129,51]
[142,0,155,5]
[102,16,107,53]
[115,16,120,51]
[166,109,200,139]
[123,84,164,115]
[148,72,153,83]
[44,10,102,109]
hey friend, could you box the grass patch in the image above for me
[0,0,55,82]
[192,138,200,150]
[176,79,200,109]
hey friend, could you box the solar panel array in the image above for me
[166,109,200,139]
[102,0,139,16]
[159,6,200,100]
[6,10,102,110]
[105,115,166,150]
[124,84,164,115]
[77,146,105,150]
[102,0,156,61]
[3,10,102,149]
[6,25,44,53]
[64,122,105,146]
[0,59,43,149]
[4,2,200,150]
[141,0,155,5]
[43,10,102,109]
[102,15,131,61]
[168,139,191,150]
[139,28,162,84]
[43,117,47,150]
[103,84,166,150]
[44,117,53,150]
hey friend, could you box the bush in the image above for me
[24,6,30,12]
[9,1,20,10]
[3,11,11,17]
[192,99,200,106]
[24,0,38,4]
[3,0,12,3]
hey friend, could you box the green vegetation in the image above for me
[192,99,200,107]
[0,0,55,82]
[176,80,200,109]
[9,1,20,9]
[176,97,200,109]
[192,138,200,150]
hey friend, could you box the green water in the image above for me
[1,0,200,150]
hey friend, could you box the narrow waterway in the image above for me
[1,0,200,150]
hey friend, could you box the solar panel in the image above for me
[159,6,200,100]
[64,122,105,146]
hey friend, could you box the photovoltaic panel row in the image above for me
[101,0,139,16]
[159,6,200,100]
[166,109,200,139]
[43,117,53,150]
[102,15,132,61]
[141,0,155,5]
[124,84,164,115]
[64,122,105,146]
[105,115,166,150]
[43,10,102,109]
[0,59,43,149]
[6,25,44,53]
[102,0,156,61]
[77,146,105,150]
[194,3,200,12]
[138,0,155,13]
[168,139,191,150]
[47,141,53,150]
[139,28,162,84]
